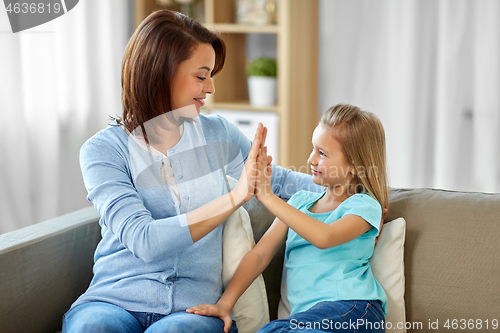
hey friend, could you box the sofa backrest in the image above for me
[386,188,500,332]
[0,206,101,333]
[245,188,500,332]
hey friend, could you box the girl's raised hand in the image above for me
[255,146,273,203]
[186,303,232,333]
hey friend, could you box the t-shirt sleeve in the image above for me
[342,194,382,230]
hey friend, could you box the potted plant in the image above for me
[246,57,277,107]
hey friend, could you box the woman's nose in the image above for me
[204,77,215,94]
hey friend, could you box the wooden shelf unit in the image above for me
[134,0,318,171]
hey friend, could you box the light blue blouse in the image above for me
[72,114,321,315]
[285,191,387,315]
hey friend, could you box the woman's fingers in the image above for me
[261,125,268,148]
[249,123,264,158]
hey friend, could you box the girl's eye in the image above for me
[197,76,206,81]
[320,151,326,156]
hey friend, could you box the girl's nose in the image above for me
[307,152,316,166]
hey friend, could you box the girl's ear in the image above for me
[350,162,357,176]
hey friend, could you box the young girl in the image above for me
[187,103,389,333]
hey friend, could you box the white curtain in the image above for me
[0,0,133,233]
[319,0,500,193]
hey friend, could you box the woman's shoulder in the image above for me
[81,121,129,157]
[198,113,226,128]
[198,113,233,132]
[198,113,248,145]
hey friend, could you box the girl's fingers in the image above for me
[261,126,268,148]
[224,318,232,333]
[186,304,208,312]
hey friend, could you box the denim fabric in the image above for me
[257,300,385,333]
[63,301,238,333]
[70,114,322,316]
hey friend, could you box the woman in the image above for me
[62,10,320,333]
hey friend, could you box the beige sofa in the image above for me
[1,188,499,333]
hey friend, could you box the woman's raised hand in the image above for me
[232,123,267,204]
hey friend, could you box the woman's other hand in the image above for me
[186,303,232,333]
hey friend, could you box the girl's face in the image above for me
[307,124,356,189]
[171,43,216,114]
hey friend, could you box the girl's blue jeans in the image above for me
[258,300,385,333]
[62,301,238,333]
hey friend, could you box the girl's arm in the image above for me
[255,148,372,249]
[187,217,288,332]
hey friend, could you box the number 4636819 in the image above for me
[6,3,62,14]
[444,319,498,330]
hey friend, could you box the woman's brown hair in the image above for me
[121,10,226,133]
[320,104,389,212]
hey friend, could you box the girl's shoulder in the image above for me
[341,193,382,230]
[345,193,380,207]
[288,190,324,208]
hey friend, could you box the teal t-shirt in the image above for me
[285,191,387,315]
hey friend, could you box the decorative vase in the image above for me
[248,76,277,107]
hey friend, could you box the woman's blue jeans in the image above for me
[62,301,238,333]
[257,300,385,333]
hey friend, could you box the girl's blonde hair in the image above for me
[320,104,389,211]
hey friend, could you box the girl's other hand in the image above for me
[186,303,232,333]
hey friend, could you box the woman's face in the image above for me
[171,43,216,114]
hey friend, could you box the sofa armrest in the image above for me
[0,206,101,333]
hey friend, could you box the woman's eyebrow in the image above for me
[198,66,211,71]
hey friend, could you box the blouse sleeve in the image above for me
[80,137,194,263]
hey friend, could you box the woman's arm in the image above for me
[80,124,266,262]
[186,217,288,332]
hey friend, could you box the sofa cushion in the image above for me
[223,205,270,333]
[223,177,269,333]
[370,217,407,332]
[386,188,500,332]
